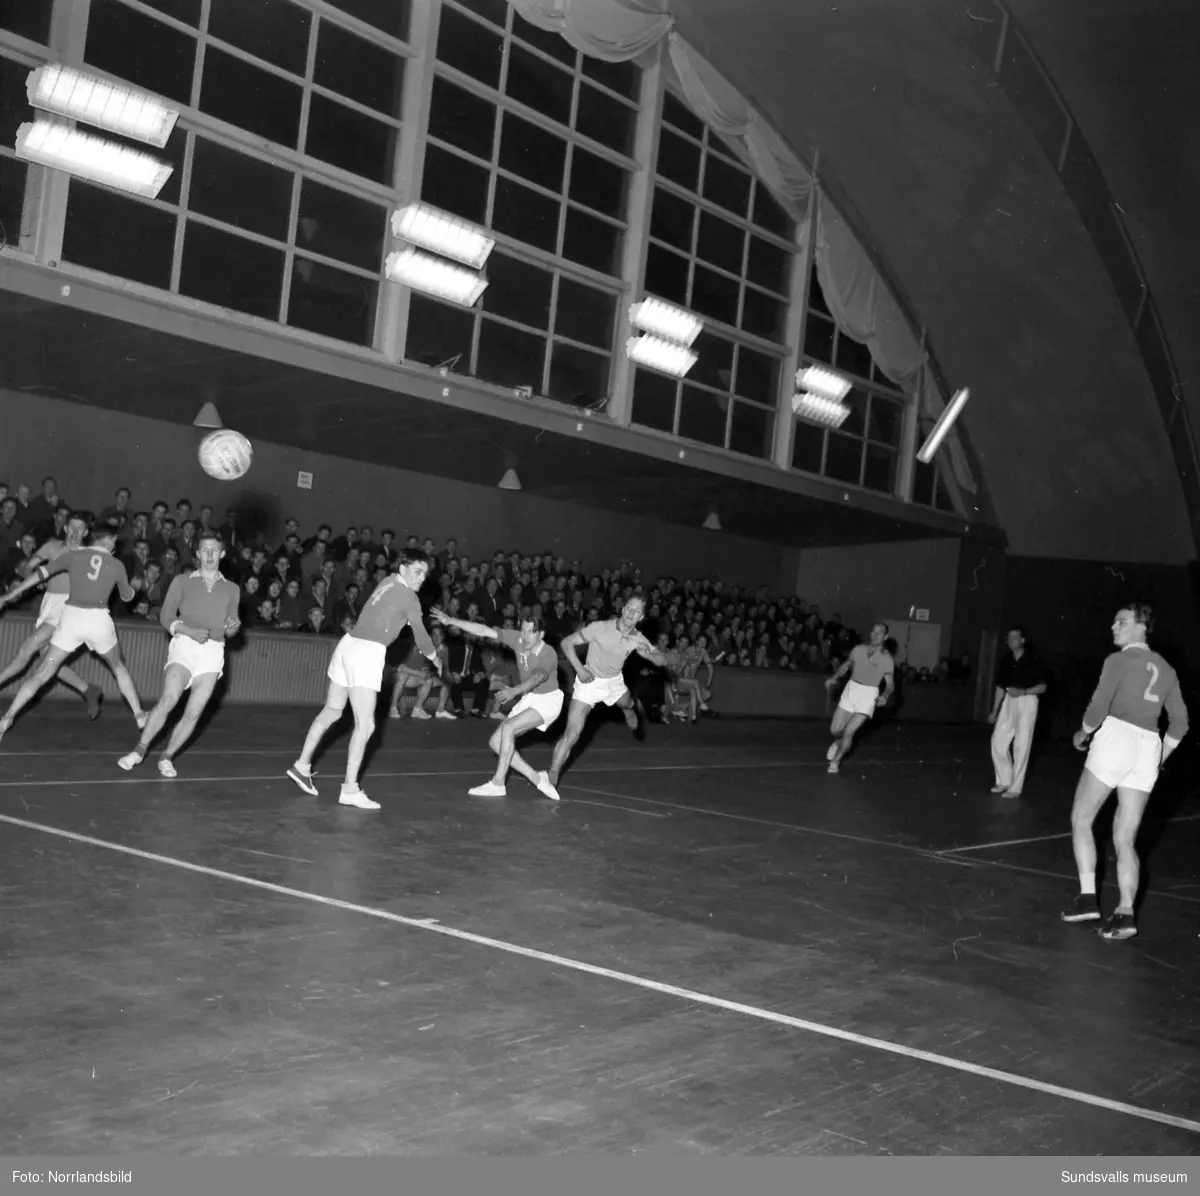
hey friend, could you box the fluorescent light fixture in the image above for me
[391,203,494,270]
[497,468,521,491]
[630,297,703,347]
[385,247,487,308]
[917,387,971,464]
[27,64,178,148]
[16,119,173,199]
[625,334,698,378]
[702,511,722,531]
[792,391,850,429]
[796,364,852,403]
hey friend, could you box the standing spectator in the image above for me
[988,626,1048,799]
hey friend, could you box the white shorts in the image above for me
[50,606,118,656]
[36,591,68,629]
[327,634,386,693]
[837,679,880,719]
[166,634,226,687]
[572,672,629,708]
[509,688,565,731]
[1086,716,1164,794]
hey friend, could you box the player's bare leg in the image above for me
[339,686,380,809]
[548,698,591,787]
[1101,786,1150,940]
[0,643,73,741]
[288,681,347,795]
[1061,766,1112,924]
[0,626,101,717]
[828,711,868,772]
[156,674,221,777]
[470,707,546,797]
[616,690,645,739]
[119,663,188,770]
[98,645,147,727]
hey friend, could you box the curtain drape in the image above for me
[504,0,978,494]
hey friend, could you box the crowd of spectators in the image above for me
[0,475,972,721]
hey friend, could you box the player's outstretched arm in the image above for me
[0,560,58,605]
[633,638,668,668]
[430,609,499,641]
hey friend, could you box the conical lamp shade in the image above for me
[193,401,223,429]
[702,511,722,530]
[498,468,522,491]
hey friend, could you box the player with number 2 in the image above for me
[0,526,148,743]
[1060,604,1189,940]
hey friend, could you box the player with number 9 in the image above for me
[1060,603,1189,940]
[0,527,149,742]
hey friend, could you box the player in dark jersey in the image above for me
[0,527,147,742]
[432,609,562,800]
[287,548,441,809]
[1061,604,1189,940]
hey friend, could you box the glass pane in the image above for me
[421,145,489,225]
[499,113,566,193]
[576,84,635,155]
[289,258,378,346]
[841,387,868,437]
[482,252,553,330]
[323,0,412,40]
[867,395,903,447]
[179,221,284,321]
[688,329,734,393]
[728,400,773,460]
[436,7,503,89]
[297,179,387,271]
[554,278,615,350]
[209,0,309,76]
[0,58,30,148]
[0,156,28,250]
[505,46,572,126]
[561,208,621,275]
[835,329,874,380]
[701,153,751,218]
[650,187,694,252]
[190,139,293,241]
[405,293,475,371]
[691,264,738,327]
[862,444,897,494]
[582,56,638,100]
[548,342,609,406]
[696,209,744,276]
[492,176,560,253]
[428,77,496,161]
[808,266,832,316]
[2,0,53,41]
[306,94,398,184]
[511,11,574,66]
[746,235,790,294]
[824,431,863,484]
[752,182,792,239]
[62,183,175,290]
[315,20,406,117]
[803,312,835,363]
[791,419,824,474]
[734,346,779,405]
[656,130,701,192]
[935,475,956,512]
[630,369,677,433]
[643,243,689,307]
[661,91,704,140]
[678,385,728,448]
[200,48,302,147]
[85,0,195,105]
[568,148,627,221]
[740,286,785,340]
[477,318,546,390]
[912,458,936,506]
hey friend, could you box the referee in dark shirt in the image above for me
[989,627,1048,797]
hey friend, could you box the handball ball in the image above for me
[198,429,253,481]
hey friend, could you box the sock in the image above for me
[1114,903,1134,916]
[1079,872,1096,896]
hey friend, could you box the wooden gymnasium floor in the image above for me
[1,698,1197,1156]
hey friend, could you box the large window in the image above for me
[406,0,640,405]
[629,92,796,461]
[0,52,32,252]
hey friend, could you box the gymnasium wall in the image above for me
[0,390,799,592]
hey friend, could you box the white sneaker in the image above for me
[339,788,380,809]
[489,711,505,720]
[826,742,839,761]
[117,750,144,772]
[827,761,839,774]
[990,784,1007,793]
[411,709,432,720]
[536,771,560,801]
[435,710,457,720]
[469,781,506,797]
[388,708,403,719]
[158,758,177,779]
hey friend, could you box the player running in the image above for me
[287,548,441,809]
[546,596,668,790]
[1061,604,1188,940]
[0,527,147,742]
[0,514,104,719]
[823,622,894,773]
[118,533,241,777]
[431,609,562,800]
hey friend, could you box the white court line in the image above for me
[1,811,1196,1137]
[940,813,1200,856]
[567,798,668,819]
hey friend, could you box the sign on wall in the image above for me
[915,609,930,622]
[297,471,313,490]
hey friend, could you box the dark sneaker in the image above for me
[1098,912,1137,941]
[1060,893,1101,923]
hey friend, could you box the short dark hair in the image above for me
[197,531,224,551]
[519,614,546,634]
[1123,602,1155,636]
[90,527,117,547]
[1008,625,1025,638]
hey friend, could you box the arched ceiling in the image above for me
[671,0,1198,565]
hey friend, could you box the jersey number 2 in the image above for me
[87,554,103,581]
[1143,662,1161,703]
